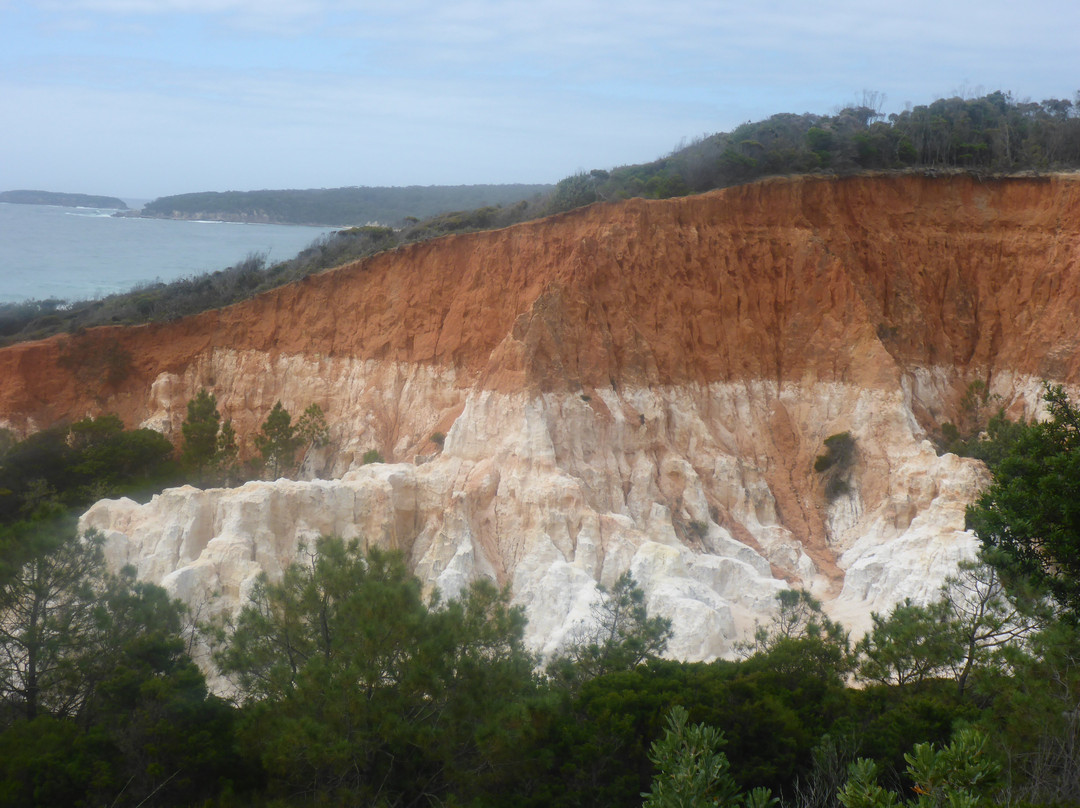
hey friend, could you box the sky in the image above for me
[2,0,1078,200]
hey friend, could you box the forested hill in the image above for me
[0,190,128,209]
[137,184,552,226]
[546,90,1080,211]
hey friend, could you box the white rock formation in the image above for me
[81,366,992,665]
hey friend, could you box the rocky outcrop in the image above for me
[7,174,1080,659]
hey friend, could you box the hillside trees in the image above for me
[853,560,1044,698]
[0,415,178,524]
[180,388,239,485]
[856,599,960,689]
[0,521,239,806]
[295,402,330,475]
[751,589,850,651]
[838,728,1000,808]
[254,400,303,479]
[0,524,104,722]
[547,572,673,687]
[215,536,536,806]
[642,705,769,808]
[966,383,1080,618]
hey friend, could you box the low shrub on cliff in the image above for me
[815,431,856,500]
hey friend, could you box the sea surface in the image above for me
[0,202,336,304]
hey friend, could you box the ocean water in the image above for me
[0,202,336,303]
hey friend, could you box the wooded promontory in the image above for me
[0,190,128,209]
[136,184,551,226]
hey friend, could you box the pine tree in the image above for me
[181,390,239,486]
[254,401,302,479]
[180,390,220,481]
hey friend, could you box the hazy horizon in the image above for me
[4,1,1078,200]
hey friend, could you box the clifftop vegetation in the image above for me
[545,89,1080,212]
[4,90,1080,346]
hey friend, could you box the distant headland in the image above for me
[129,185,552,226]
[0,190,129,210]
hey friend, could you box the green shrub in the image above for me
[815,432,856,501]
[815,432,855,474]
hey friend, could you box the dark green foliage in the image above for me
[361,448,384,465]
[516,638,858,808]
[966,384,1080,617]
[0,520,1062,807]
[939,407,1029,470]
[181,389,241,486]
[294,403,330,478]
[0,415,178,525]
[548,91,1080,215]
[838,728,1000,808]
[815,432,855,473]
[0,523,239,807]
[181,388,219,476]
[843,681,976,784]
[643,705,748,808]
[0,299,67,340]
[216,536,535,806]
[975,619,1080,804]
[548,171,602,214]
[0,526,104,723]
[933,380,1028,465]
[253,401,302,479]
[857,599,960,688]
[815,432,856,500]
[547,572,672,687]
[745,589,852,665]
[295,403,329,450]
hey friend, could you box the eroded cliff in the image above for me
[4,174,1080,659]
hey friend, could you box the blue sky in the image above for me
[2,0,1078,199]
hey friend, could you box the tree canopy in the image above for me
[215,536,535,806]
[966,384,1080,618]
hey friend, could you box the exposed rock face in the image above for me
[7,174,1080,659]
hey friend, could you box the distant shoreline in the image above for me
[0,190,128,210]
[134,184,553,228]
[112,210,335,227]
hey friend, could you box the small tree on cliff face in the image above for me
[216,418,239,484]
[180,389,239,486]
[254,401,302,479]
[295,403,330,476]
